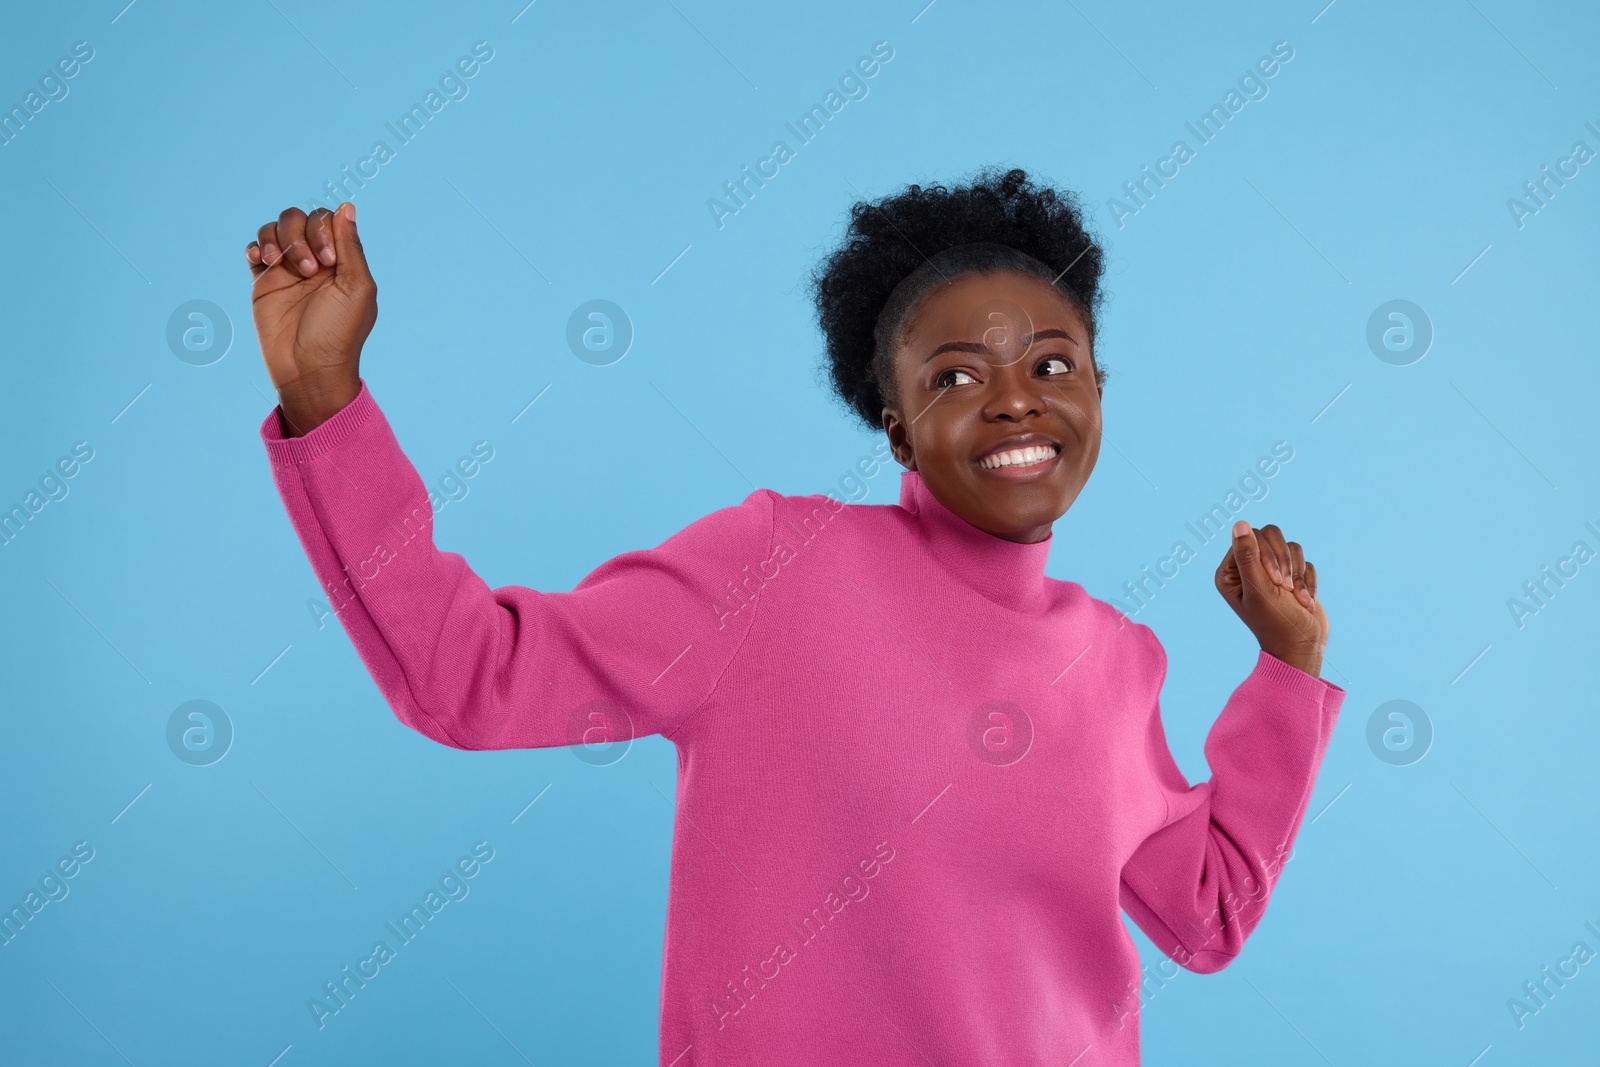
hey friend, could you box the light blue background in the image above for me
[3,0,1597,1063]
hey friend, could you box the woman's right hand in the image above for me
[246,202,377,436]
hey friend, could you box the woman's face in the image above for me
[882,269,1103,544]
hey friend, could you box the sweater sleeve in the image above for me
[259,379,775,751]
[1117,627,1345,973]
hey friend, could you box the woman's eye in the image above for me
[936,368,977,388]
[1039,357,1073,376]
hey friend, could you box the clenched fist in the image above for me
[246,202,376,437]
[1215,521,1329,678]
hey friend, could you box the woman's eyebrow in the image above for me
[922,327,1080,364]
[1022,328,1079,347]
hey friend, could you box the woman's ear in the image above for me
[881,407,916,471]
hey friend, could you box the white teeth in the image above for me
[979,444,1057,469]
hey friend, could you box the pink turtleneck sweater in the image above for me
[261,380,1345,1065]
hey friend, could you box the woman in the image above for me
[246,166,1342,1065]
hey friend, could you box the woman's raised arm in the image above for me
[1117,629,1346,974]
[259,386,774,748]
[247,202,774,749]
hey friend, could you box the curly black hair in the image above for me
[807,166,1107,432]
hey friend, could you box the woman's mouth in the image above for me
[975,442,1062,479]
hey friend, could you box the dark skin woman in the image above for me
[245,195,1328,679]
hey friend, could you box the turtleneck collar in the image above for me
[897,470,1053,614]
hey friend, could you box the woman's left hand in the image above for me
[1214,521,1329,677]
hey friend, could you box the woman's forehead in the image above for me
[900,272,1088,351]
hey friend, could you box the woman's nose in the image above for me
[984,362,1046,420]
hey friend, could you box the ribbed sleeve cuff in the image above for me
[259,379,378,468]
[1253,648,1345,705]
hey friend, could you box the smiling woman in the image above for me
[883,264,1103,543]
[810,171,1109,544]
[246,165,1340,1066]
